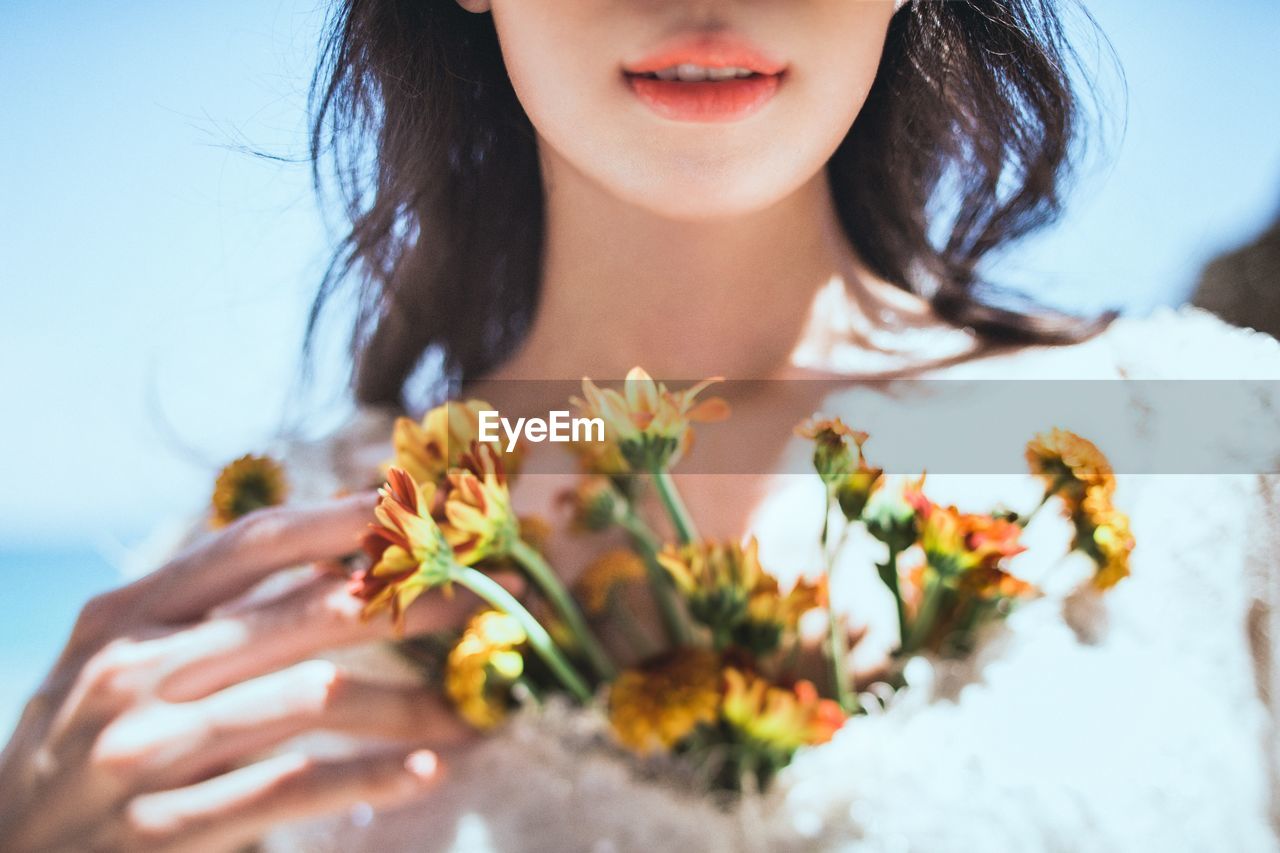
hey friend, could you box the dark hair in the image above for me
[307,0,1113,409]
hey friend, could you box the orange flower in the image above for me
[393,399,521,487]
[210,454,288,527]
[1026,428,1115,510]
[574,549,647,616]
[437,445,518,566]
[574,367,729,471]
[721,668,845,753]
[351,467,456,629]
[609,648,722,754]
[1077,489,1135,589]
[914,498,1027,576]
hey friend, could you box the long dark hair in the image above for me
[307,0,1113,409]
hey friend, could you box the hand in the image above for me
[0,494,499,852]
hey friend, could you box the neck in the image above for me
[492,148,858,381]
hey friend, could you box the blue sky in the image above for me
[1,0,1278,553]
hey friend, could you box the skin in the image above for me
[2,1,967,848]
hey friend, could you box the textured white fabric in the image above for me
[179,306,1280,852]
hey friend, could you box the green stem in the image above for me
[877,543,907,653]
[827,597,856,713]
[618,508,689,646]
[1021,474,1071,527]
[452,566,592,703]
[652,467,698,545]
[822,492,859,714]
[904,573,944,654]
[509,538,615,681]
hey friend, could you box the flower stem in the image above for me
[904,573,943,654]
[651,467,698,545]
[509,538,616,681]
[822,492,859,714]
[877,544,907,653]
[618,508,689,646]
[827,600,856,713]
[451,566,592,703]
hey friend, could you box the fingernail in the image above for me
[405,750,439,780]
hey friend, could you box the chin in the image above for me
[607,156,816,222]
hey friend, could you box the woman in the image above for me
[4,1,1279,850]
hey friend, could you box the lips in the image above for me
[622,33,787,123]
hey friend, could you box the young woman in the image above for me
[4,1,1279,850]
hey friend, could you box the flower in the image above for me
[574,549,647,616]
[1026,428,1115,510]
[1076,489,1135,589]
[445,610,528,730]
[796,418,884,518]
[437,445,519,566]
[609,648,722,754]
[909,490,1027,578]
[560,475,623,532]
[659,538,822,654]
[574,367,729,471]
[720,668,844,754]
[210,454,288,527]
[393,399,521,487]
[351,467,457,629]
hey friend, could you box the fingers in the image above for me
[103,749,442,853]
[134,493,379,626]
[94,661,470,792]
[157,571,525,703]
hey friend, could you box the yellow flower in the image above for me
[721,668,845,754]
[445,610,528,730]
[438,445,519,566]
[573,549,648,615]
[393,399,521,487]
[609,648,722,754]
[574,367,729,471]
[1077,489,1134,589]
[352,467,456,629]
[1026,429,1115,510]
[659,538,822,653]
[796,418,884,517]
[210,454,288,527]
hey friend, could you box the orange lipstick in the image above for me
[623,33,786,123]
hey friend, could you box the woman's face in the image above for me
[478,1,898,221]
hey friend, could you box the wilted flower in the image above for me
[1026,428,1115,510]
[393,399,521,487]
[352,467,457,629]
[445,610,528,730]
[659,538,822,654]
[609,648,722,754]
[720,668,844,754]
[574,367,729,471]
[437,445,519,566]
[210,454,288,527]
[574,549,647,616]
[1076,489,1134,589]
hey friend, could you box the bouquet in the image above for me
[214,369,1134,794]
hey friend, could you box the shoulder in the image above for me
[1090,305,1280,378]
